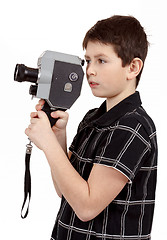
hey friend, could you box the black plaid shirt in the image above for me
[51,92,157,240]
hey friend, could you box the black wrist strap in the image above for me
[21,140,32,219]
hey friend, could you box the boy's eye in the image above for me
[85,59,106,64]
[86,59,91,64]
[98,59,106,64]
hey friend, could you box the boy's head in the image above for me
[83,15,149,87]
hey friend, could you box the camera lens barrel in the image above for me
[14,64,38,83]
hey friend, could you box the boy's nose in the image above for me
[86,64,97,76]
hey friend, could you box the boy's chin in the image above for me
[92,93,106,98]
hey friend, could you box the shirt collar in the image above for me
[89,91,142,127]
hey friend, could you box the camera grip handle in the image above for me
[42,101,66,127]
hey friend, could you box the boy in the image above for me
[25,15,157,240]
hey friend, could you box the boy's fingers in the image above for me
[39,99,45,105]
[51,110,69,120]
[30,112,38,118]
[35,99,45,111]
[36,104,42,111]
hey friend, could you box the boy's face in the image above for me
[85,41,131,100]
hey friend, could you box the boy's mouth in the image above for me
[89,81,99,88]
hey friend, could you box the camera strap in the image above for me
[21,140,33,219]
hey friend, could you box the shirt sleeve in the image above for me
[93,116,151,182]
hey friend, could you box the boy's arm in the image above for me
[43,136,128,222]
[51,151,72,198]
[36,100,70,198]
[47,106,71,198]
[25,110,128,222]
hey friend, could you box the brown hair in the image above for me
[83,15,149,87]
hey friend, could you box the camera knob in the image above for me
[69,72,79,81]
[29,85,38,96]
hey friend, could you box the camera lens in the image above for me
[14,64,38,83]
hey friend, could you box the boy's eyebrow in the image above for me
[84,53,109,59]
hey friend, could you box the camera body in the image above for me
[14,50,84,126]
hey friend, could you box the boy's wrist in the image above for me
[53,127,66,137]
[42,133,59,155]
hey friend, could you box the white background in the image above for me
[0,0,166,239]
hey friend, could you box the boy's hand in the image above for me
[25,110,56,151]
[36,99,69,134]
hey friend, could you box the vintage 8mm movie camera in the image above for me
[14,51,84,218]
[14,50,84,126]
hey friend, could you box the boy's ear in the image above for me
[127,58,143,80]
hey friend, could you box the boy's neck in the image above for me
[106,89,136,112]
